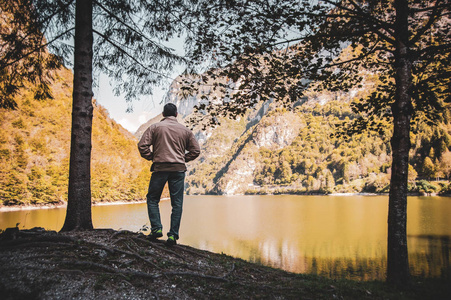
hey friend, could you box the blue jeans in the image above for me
[146,171,185,239]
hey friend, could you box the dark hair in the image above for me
[163,103,177,117]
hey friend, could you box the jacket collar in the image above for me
[162,116,178,122]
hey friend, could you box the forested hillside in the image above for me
[4,50,447,206]
[0,67,151,206]
[182,102,451,196]
[163,69,451,196]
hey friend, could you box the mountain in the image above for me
[135,113,163,140]
[151,63,451,196]
[0,67,152,206]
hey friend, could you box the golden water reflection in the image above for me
[180,195,451,281]
[1,195,450,281]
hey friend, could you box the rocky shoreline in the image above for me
[0,199,149,212]
[2,192,450,213]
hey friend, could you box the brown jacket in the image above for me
[138,116,200,172]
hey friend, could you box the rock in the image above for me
[0,227,19,241]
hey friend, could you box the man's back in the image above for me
[138,116,200,172]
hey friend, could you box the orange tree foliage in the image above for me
[0,67,151,206]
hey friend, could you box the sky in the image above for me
[93,73,170,133]
[93,35,186,134]
[55,34,185,134]
[92,38,186,134]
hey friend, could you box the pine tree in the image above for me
[181,0,450,285]
[1,0,186,230]
[422,157,436,179]
[439,150,451,179]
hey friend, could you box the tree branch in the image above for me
[411,3,451,13]
[92,28,174,79]
[149,0,198,36]
[93,0,182,62]
[323,0,395,39]
[417,42,451,56]
[38,0,75,31]
[411,0,445,45]
[0,27,74,70]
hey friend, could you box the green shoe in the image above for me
[165,235,177,246]
[147,229,163,241]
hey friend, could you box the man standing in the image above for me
[138,103,200,246]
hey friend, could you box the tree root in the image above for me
[176,245,212,260]
[128,237,186,260]
[111,230,133,239]
[77,240,117,254]
[59,259,160,280]
[0,242,81,252]
[224,263,236,278]
[57,258,233,283]
[123,243,161,270]
[58,268,85,276]
[74,238,166,271]
[0,235,78,248]
[162,271,230,282]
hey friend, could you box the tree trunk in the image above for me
[387,0,411,286]
[61,0,94,231]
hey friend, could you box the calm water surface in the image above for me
[1,195,450,281]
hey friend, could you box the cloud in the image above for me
[118,117,140,133]
[138,114,147,124]
[117,111,158,133]
[95,73,165,133]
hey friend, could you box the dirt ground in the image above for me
[0,228,450,299]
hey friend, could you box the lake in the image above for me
[1,195,450,281]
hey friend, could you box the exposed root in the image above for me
[123,242,161,270]
[162,271,230,282]
[177,244,212,260]
[59,259,160,280]
[224,263,236,278]
[111,230,132,239]
[1,228,408,300]
[0,241,77,250]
